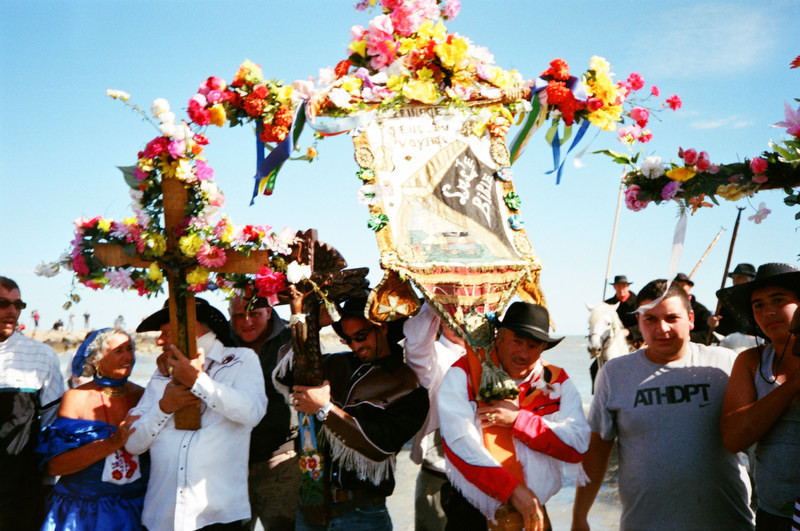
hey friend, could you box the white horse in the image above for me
[586,302,630,371]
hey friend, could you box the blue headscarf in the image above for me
[72,328,132,387]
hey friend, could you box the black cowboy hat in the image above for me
[728,263,756,279]
[716,263,800,338]
[673,273,694,287]
[609,275,632,285]
[137,298,235,346]
[498,302,563,350]
[331,296,371,340]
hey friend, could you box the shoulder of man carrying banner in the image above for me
[181,2,678,201]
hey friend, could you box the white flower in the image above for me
[34,262,60,277]
[357,184,379,206]
[151,98,170,118]
[370,72,388,85]
[318,67,337,87]
[640,155,665,179]
[106,89,130,101]
[286,261,312,284]
[159,122,177,138]
[466,41,495,65]
[328,88,352,109]
[384,60,407,79]
[105,267,135,290]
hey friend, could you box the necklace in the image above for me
[101,385,129,398]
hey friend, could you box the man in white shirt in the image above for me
[126,299,267,531]
[0,276,65,530]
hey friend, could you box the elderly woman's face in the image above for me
[751,285,799,343]
[96,332,134,379]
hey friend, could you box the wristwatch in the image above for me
[316,402,334,422]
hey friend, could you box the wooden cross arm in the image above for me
[94,243,274,274]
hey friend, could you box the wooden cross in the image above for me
[93,176,275,429]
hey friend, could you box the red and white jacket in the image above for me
[439,356,590,518]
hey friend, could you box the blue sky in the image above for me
[1,0,798,335]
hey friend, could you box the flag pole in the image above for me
[602,176,626,301]
[705,207,745,344]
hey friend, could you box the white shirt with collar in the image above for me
[126,332,267,531]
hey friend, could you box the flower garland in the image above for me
[38,93,295,307]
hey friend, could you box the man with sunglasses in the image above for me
[282,295,429,530]
[0,276,66,529]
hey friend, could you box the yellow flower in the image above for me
[159,158,193,181]
[138,157,154,172]
[235,59,263,85]
[666,166,697,182]
[417,20,447,43]
[122,217,137,226]
[146,233,167,256]
[435,37,468,70]
[417,68,434,82]
[715,184,747,201]
[185,266,209,287]
[307,146,318,160]
[387,75,405,93]
[349,39,367,57]
[341,77,362,93]
[148,263,163,284]
[589,56,611,76]
[403,79,438,104]
[209,104,226,127]
[276,85,293,104]
[98,218,112,232]
[398,38,416,55]
[179,233,204,257]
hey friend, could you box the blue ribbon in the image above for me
[250,101,308,205]
[546,119,591,185]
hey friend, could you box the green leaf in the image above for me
[544,122,558,145]
[119,165,140,189]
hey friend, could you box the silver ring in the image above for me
[488,413,497,423]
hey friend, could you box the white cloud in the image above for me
[691,115,754,130]
[640,2,775,79]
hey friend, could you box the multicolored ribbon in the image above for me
[509,78,548,164]
[250,102,308,204]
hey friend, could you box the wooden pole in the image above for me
[705,207,745,344]
[688,227,725,280]
[602,177,625,301]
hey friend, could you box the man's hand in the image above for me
[708,314,722,329]
[477,399,520,428]
[155,351,170,376]
[509,484,544,531]
[292,381,332,415]
[159,382,201,414]
[166,345,205,388]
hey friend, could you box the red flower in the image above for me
[586,98,604,111]
[254,266,286,305]
[188,98,211,126]
[273,107,294,128]
[193,133,210,146]
[334,59,353,78]
[626,73,645,91]
[682,148,698,165]
[650,85,660,97]
[542,58,570,81]
[750,157,768,175]
[112,470,123,480]
[791,54,800,69]
[143,136,170,159]
[242,225,262,242]
[135,279,148,296]
[244,94,265,117]
[252,85,269,99]
[630,107,649,128]
[665,94,682,110]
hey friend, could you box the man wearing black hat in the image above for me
[438,301,590,531]
[280,295,429,530]
[604,275,641,347]
[712,263,756,337]
[125,299,267,531]
[674,272,715,343]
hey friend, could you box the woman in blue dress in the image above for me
[37,328,149,531]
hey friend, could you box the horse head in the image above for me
[586,302,626,366]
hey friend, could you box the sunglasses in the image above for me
[341,327,375,345]
[0,298,27,311]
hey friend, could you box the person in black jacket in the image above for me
[604,275,641,348]
[229,295,298,531]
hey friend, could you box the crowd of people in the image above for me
[1,261,799,530]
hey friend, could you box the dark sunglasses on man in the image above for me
[0,298,27,311]
[341,327,376,345]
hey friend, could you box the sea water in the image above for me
[57,335,622,530]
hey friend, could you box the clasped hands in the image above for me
[158,345,205,415]
[291,381,332,415]
[477,398,520,429]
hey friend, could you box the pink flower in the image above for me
[442,0,461,19]
[650,85,660,97]
[627,73,645,91]
[206,89,224,105]
[665,95,682,110]
[709,164,720,174]
[134,167,149,182]
[72,254,90,276]
[168,139,186,159]
[255,266,286,306]
[350,24,366,41]
[695,152,711,172]
[682,149,698,165]
[748,202,771,224]
[752,174,768,184]
[750,157,768,175]
[195,160,214,181]
[630,107,649,128]
[661,180,682,201]
[197,242,228,268]
[774,100,800,137]
[638,129,652,143]
[617,124,641,144]
[624,185,650,211]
